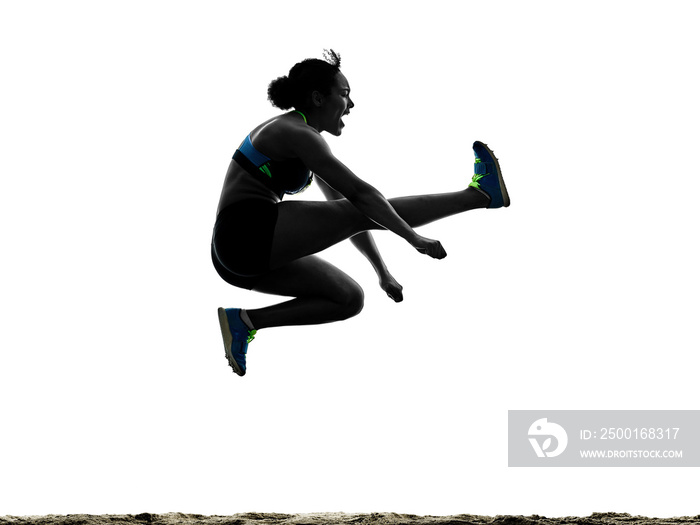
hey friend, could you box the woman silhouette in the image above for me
[212,50,509,376]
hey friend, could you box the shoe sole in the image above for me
[474,141,510,208]
[217,307,245,376]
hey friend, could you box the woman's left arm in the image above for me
[316,177,404,302]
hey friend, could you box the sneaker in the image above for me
[217,307,256,376]
[469,141,510,208]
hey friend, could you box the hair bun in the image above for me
[267,75,296,110]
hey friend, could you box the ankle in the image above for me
[240,309,256,331]
[466,186,491,208]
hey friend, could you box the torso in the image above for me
[216,112,312,215]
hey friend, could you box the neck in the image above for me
[294,107,323,133]
[293,110,307,124]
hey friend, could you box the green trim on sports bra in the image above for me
[294,110,307,124]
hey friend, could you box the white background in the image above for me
[2,0,699,518]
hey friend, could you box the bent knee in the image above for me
[346,284,365,318]
[335,282,365,320]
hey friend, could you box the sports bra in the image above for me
[232,134,313,199]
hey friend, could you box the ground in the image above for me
[1,513,700,525]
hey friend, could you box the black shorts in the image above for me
[211,199,279,290]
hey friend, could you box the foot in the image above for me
[469,141,510,208]
[217,307,257,376]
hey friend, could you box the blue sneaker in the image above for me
[217,307,256,376]
[469,141,510,208]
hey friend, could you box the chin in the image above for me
[326,118,345,137]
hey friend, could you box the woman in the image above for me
[212,50,509,376]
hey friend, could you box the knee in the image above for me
[335,281,365,320]
[347,284,365,318]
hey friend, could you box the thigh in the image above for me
[211,243,262,290]
[252,254,363,301]
[213,200,279,277]
[269,199,374,269]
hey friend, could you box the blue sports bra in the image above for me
[233,134,313,199]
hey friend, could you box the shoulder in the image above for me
[252,113,328,160]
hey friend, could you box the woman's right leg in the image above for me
[245,254,365,330]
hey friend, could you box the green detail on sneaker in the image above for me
[469,173,485,189]
[247,330,257,344]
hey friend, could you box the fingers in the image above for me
[416,243,447,259]
[384,283,404,302]
[388,289,404,302]
[433,243,447,259]
[381,277,404,303]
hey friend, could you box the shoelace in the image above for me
[247,330,257,344]
[469,158,488,189]
[469,173,485,189]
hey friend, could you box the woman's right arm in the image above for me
[290,128,446,259]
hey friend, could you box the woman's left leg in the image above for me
[269,186,489,270]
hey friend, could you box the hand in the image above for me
[379,272,404,303]
[411,235,447,260]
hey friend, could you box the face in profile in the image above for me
[320,72,354,136]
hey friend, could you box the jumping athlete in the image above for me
[212,50,509,376]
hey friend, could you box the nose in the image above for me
[348,97,355,109]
